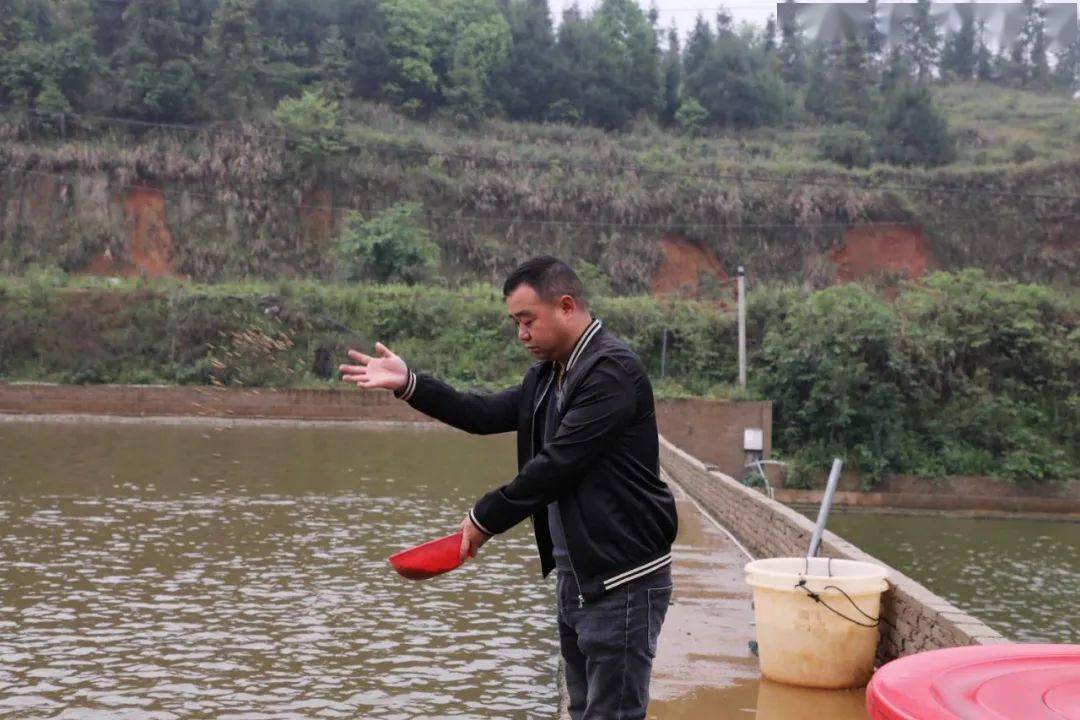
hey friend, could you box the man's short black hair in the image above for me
[503,256,588,309]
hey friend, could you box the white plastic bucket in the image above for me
[745,557,889,689]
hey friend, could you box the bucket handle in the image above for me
[795,578,881,629]
[803,556,835,577]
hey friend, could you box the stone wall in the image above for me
[659,436,1008,663]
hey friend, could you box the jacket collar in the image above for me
[534,317,603,410]
[564,317,603,372]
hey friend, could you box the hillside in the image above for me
[2,84,1078,294]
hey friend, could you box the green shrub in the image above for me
[675,98,707,136]
[875,82,957,167]
[272,89,347,159]
[757,270,1078,483]
[817,125,873,168]
[1012,140,1038,164]
[334,203,441,284]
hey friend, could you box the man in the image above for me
[339,256,678,719]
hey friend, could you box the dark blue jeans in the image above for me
[556,565,673,720]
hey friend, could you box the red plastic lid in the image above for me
[867,644,1080,720]
[387,531,464,580]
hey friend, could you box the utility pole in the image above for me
[660,327,668,379]
[737,266,746,390]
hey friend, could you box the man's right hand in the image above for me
[339,342,409,392]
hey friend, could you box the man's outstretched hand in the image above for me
[459,515,491,563]
[339,343,409,392]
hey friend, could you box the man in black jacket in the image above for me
[339,256,678,719]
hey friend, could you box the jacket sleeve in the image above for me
[469,358,636,536]
[396,370,521,436]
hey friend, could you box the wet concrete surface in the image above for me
[646,480,870,720]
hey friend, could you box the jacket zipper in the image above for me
[532,368,585,609]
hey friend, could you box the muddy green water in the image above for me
[4,419,1075,719]
[0,420,557,719]
[824,511,1079,643]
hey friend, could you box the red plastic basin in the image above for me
[387,531,464,580]
[867,643,1080,720]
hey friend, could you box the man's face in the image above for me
[506,284,572,361]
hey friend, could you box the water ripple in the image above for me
[0,423,559,719]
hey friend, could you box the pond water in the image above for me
[0,419,557,719]
[5,417,1072,719]
[823,511,1079,644]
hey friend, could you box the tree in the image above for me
[684,31,788,128]
[763,15,777,55]
[548,3,589,124]
[881,45,913,94]
[777,0,805,84]
[803,46,831,119]
[903,0,939,82]
[492,0,557,121]
[832,39,876,126]
[339,0,390,100]
[940,2,976,80]
[262,35,307,101]
[659,24,681,125]
[875,80,956,167]
[272,89,346,160]
[594,0,661,121]
[438,0,511,124]
[203,0,269,116]
[379,0,439,115]
[317,25,350,104]
[714,6,733,39]
[683,14,713,81]
[1015,0,1049,86]
[550,0,660,129]
[805,42,877,126]
[0,17,99,111]
[864,0,884,63]
[112,0,198,120]
[1053,36,1080,92]
[974,18,994,81]
[0,0,31,55]
[34,78,71,134]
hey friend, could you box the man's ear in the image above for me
[559,295,576,316]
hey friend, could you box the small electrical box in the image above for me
[744,428,763,452]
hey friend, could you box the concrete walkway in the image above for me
[644,476,870,720]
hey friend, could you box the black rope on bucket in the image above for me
[795,579,881,629]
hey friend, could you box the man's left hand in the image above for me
[459,515,491,563]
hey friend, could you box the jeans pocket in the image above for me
[646,585,673,657]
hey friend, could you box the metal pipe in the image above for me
[807,458,843,558]
[737,266,746,390]
[660,327,668,379]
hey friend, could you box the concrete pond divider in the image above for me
[658,435,1009,665]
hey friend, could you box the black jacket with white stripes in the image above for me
[394,318,679,602]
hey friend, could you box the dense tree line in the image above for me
[1,0,1078,166]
